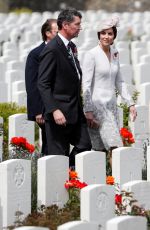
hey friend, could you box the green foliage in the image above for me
[10,7,32,14]
[119,103,129,128]
[0,103,26,160]
[119,90,139,128]
[132,90,140,104]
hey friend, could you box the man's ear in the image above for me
[45,31,51,37]
[62,21,69,29]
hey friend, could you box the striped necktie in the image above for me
[67,42,80,79]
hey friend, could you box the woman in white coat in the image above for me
[82,17,137,153]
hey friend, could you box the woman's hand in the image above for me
[129,105,137,122]
[85,112,99,129]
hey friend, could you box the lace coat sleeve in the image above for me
[82,52,95,112]
[115,63,134,107]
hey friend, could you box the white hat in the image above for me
[97,16,119,32]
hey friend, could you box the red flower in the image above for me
[11,137,20,145]
[106,176,115,185]
[115,194,122,204]
[25,142,35,153]
[10,136,35,153]
[69,170,78,179]
[64,180,75,189]
[120,127,135,146]
[64,171,88,190]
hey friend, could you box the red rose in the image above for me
[115,194,122,204]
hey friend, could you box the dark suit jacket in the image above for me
[38,35,85,124]
[25,42,46,121]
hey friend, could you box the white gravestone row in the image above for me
[0,159,31,228]
[0,149,148,229]
[0,116,3,162]
[8,113,35,147]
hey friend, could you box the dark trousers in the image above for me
[38,123,48,156]
[45,119,92,167]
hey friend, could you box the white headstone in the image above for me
[132,24,144,38]
[131,41,146,50]
[5,69,24,101]
[0,82,8,103]
[138,83,150,106]
[0,61,5,81]
[122,180,150,210]
[75,151,106,185]
[12,91,27,107]
[140,54,150,64]
[116,41,129,49]
[106,216,147,230]
[38,155,69,208]
[131,48,147,65]
[0,117,3,162]
[112,147,142,185]
[129,105,149,149]
[0,198,2,230]
[81,184,115,230]
[12,80,25,92]
[120,64,133,84]
[9,113,35,145]
[6,60,24,71]
[134,63,150,87]
[117,48,130,64]
[58,221,99,230]
[147,146,150,181]
[0,159,31,228]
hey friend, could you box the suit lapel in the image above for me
[56,35,80,74]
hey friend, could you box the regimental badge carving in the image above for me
[96,192,109,215]
[13,164,25,187]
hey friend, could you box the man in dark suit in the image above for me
[25,19,58,156]
[38,9,92,168]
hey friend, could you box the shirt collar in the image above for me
[58,33,70,47]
